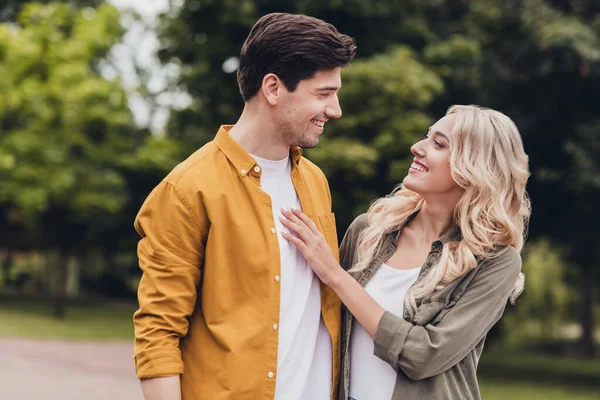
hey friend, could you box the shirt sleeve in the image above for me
[132,181,206,379]
[373,247,522,380]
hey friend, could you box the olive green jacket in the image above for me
[338,213,521,400]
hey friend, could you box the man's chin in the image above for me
[295,137,320,149]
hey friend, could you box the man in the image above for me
[133,12,356,400]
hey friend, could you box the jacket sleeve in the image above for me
[132,181,207,379]
[373,247,522,380]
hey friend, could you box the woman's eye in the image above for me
[434,141,444,148]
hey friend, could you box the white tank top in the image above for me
[349,263,421,400]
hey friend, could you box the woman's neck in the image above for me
[408,200,456,244]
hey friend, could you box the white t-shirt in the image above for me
[252,154,332,400]
[349,263,421,400]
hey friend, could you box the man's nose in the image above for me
[325,94,342,119]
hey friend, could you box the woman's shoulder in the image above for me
[478,245,522,277]
[347,213,369,235]
[339,213,370,270]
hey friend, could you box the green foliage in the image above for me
[501,239,572,343]
[0,3,179,245]
[0,3,181,315]
[0,3,130,224]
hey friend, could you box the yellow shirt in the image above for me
[133,125,341,400]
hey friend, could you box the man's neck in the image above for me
[227,105,290,160]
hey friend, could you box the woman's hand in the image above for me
[280,207,386,338]
[279,208,343,286]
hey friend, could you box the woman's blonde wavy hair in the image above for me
[350,105,531,314]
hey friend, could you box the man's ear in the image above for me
[261,73,282,106]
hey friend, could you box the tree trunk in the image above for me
[1,250,13,287]
[52,249,70,319]
[579,263,596,358]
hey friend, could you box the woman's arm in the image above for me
[372,248,520,379]
[280,208,521,380]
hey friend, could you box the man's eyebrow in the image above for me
[315,85,340,91]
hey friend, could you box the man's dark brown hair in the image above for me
[237,13,357,101]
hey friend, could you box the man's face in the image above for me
[276,67,343,148]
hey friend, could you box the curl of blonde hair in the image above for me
[350,105,531,315]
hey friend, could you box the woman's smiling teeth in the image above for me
[311,119,325,128]
[411,162,429,172]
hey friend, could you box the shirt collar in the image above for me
[214,125,303,177]
[439,223,462,244]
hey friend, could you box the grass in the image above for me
[480,349,600,386]
[0,297,136,340]
[479,348,600,399]
[480,380,600,400]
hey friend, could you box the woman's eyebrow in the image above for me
[432,130,449,141]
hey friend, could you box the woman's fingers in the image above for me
[279,210,314,245]
[281,231,309,253]
[279,215,304,239]
[280,208,311,235]
[290,208,322,237]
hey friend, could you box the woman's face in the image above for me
[403,113,464,197]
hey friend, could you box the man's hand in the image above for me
[140,376,181,400]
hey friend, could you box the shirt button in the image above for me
[241,169,246,175]
[270,227,276,234]
[267,371,274,378]
[254,166,261,172]
[272,323,278,330]
[274,275,280,282]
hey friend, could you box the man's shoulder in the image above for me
[164,141,223,190]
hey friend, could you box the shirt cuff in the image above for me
[133,348,184,379]
[373,310,413,367]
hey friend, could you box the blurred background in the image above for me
[0,0,598,399]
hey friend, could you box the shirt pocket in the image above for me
[318,213,340,262]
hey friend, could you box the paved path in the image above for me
[0,338,143,400]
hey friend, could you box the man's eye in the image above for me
[319,93,330,98]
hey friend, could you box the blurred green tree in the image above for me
[0,0,102,22]
[501,239,573,345]
[0,2,180,317]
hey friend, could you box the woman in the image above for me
[279,104,531,400]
